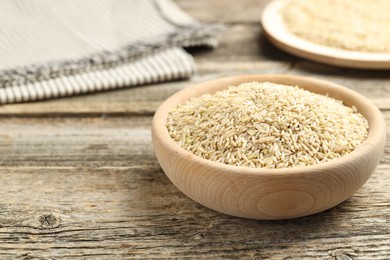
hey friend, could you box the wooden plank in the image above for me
[0,159,389,258]
[0,68,388,115]
[192,24,292,63]
[0,117,154,167]
[0,114,389,168]
[0,24,388,115]
[174,0,272,23]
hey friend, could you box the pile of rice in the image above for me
[281,0,390,53]
[166,82,368,169]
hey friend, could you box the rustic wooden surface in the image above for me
[0,0,389,258]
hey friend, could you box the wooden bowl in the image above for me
[152,75,386,220]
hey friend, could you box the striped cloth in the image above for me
[0,0,222,104]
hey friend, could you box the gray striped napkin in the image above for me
[0,0,223,104]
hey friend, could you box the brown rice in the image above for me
[166,82,369,169]
[281,0,390,53]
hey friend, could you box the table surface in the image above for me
[0,0,389,259]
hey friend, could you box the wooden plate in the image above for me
[261,0,390,69]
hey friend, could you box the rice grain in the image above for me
[281,0,390,53]
[166,82,369,169]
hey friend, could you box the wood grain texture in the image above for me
[0,0,389,258]
[0,117,154,168]
[0,165,389,258]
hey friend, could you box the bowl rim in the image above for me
[152,74,386,176]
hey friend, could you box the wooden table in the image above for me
[0,1,389,258]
